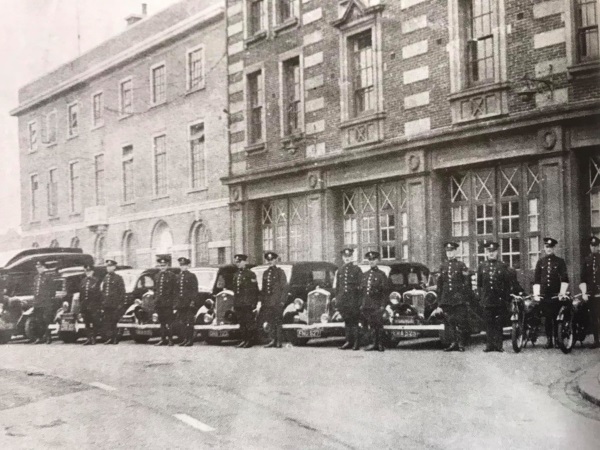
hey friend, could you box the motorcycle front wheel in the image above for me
[511,320,524,353]
[557,317,574,354]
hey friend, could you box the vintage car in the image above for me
[55,265,131,343]
[247,261,338,346]
[122,265,241,344]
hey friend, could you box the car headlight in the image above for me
[320,313,329,323]
[77,313,84,323]
[152,313,159,323]
[62,301,69,310]
[0,304,4,314]
[205,299,214,309]
[389,292,401,305]
[134,299,142,306]
[293,298,304,311]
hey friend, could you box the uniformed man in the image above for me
[336,248,363,351]
[360,251,390,352]
[79,264,102,345]
[579,236,600,349]
[32,260,56,344]
[533,237,569,348]
[436,242,471,352]
[233,254,259,348]
[258,251,288,348]
[477,242,512,352]
[175,257,198,347]
[101,259,126,345]
[154,256,177,346]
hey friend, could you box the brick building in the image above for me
[224,0,600,287]
[11,0,232,267]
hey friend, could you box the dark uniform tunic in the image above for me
[581,252,600,343]
[335,263,363,325]
[32,271,56,339]
[534,254,568,341]
[101,272,126,340]
[438,259,470,346]
[175,270,198,331]
[154,270,177,325]
[360,266,389,328]
[478,259,512,349]
[261,266,288,327]
[233,267,259,339]
[79,275,101,332]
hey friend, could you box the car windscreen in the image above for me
[251,265,293,290]
[116,270,144,293]
[190,268,219,292]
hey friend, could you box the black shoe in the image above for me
[179,340,189,347]
[495,347,504,353]
[155,340,167,346]
[483,347,494,353]
[112,338,118,345]
[377,344,385,352]
[353,341,360,351]
[457,346,465,352]
[339,341,352,350]
[590,341,599,349]
[364,344,377,351]
[264,340,276,348]
[444,343,458,352]
[34,338,44,345]
[167,339,174,347]
[545,341,554,349]
[83,339,92,346]
[184,341,193,347]
[45,335,52,345]
[236,341,247,348]
[276,341,282,348]
[104,338,112,345]
[243,341,253,348]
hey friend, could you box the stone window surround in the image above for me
[278,47,305,139]
[564,0,600,76]
[188,119,208,192]
[244,62,267,154]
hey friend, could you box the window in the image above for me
[193,224,209,266]
[48,169,58,217]
[465,0,495,85]
[42,111,57,144]
[153,135,167,196]
[342,182,410,262]
[187,46,204,90]
[590,155,600,236]
[282,56,302,136]
[70,237,80,248]
[217,247,226,265]
[247,70,264,144]
[122,146,134,203]
[277,0,299,24]
[95,235,105,265]
[28,121,38,151]
[92,92,103,127]
[190,122,206,189]
[69,161,80,214]
[248,0,266,35]
[349,30,375,117]
[123,232,136,267]
[576,0,599,62]
[49,239,59,248]
[95,154,105,206]
[68,102,79,137]
[30,174,39,221]
[151,64,166,105]
[119,79,133,115]
[261,196,309,261]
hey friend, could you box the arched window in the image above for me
[49,239,59,248]
[192,222,209,266]
[95,235,105,264]
[122,231,137,267]
[151,221,173,263]
[32,242,39,248]
[70,237,80,248]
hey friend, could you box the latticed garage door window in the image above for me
[448,164,541,270]
[342,182,409,262]
[591,155,600,236]
[261,196,308,261]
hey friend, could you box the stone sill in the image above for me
[447,82,511,102]
[245,31,267,48]
[339,111,386,129]
[273,18,298,35]
[245,142,266,156]
[568,61,600,78]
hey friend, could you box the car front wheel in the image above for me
[59,331,78,344]
[284,330,309,346]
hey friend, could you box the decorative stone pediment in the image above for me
[331,0,384,29]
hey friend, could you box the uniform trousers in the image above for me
[156,306,174,340]
[541,296,560,342]
[33,306,53,339]
[484,306,505,350]
[236,305,256,342]
[81,308,101,334]
[102,307,120,340]
[589,297,600,343]
[443,304,468,346]
[176,307,195,341]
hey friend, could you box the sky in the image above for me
[0,0,181,234]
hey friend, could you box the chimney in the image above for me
[125,3,148,27]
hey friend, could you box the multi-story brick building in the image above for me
[224,0,600,286]
[11,0,232,267]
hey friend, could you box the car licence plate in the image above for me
[298,329,321,338]
[392,330,419,338]
[60,322,75,332]
[209,330,229,338]
[136,329,153,336]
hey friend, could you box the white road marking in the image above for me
[174,414,215,432]
[89,382,117,392]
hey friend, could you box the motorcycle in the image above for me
[510,293,542,353]
[556,293,589,354]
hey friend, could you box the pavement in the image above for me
[1,335,600,449]
[578,362,600,407]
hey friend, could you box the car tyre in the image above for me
[132,333,151,344]
[205,337,222,345]
[557,318,574,354]
[0,330,12,344]
[59,331,78,344]
[284,330,309,346]
[511,320,523,353]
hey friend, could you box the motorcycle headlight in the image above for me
[293,298,304,311]
[152,313,159,323]
[320,313,329,323]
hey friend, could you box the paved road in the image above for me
[1,336,599,449]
